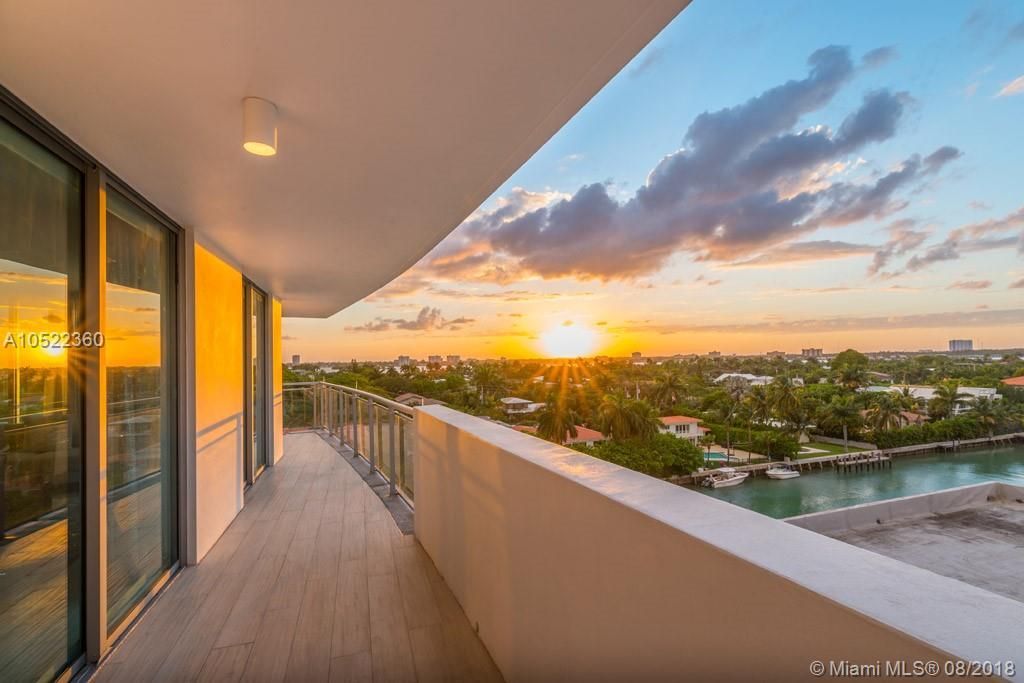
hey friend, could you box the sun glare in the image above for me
[540,322,597,358]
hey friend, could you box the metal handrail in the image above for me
[283,381,415,505]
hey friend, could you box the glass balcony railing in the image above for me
[283,382,415,503]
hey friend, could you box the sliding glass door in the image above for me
[105,192,177,632]
[0,117,84,681]
[245,283,267,481]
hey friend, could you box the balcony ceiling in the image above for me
[0,0,687,316]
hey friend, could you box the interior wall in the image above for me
[192,245,244,560]
[271,297,284,465]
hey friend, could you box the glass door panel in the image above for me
[0,117,84,681]
[104,191,177,632]
[245,285,267,481]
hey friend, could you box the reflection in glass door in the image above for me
[0,117,84,681]
[104,191,177,632]
[245,284,267,481]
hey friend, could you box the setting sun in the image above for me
[539,321,597,358]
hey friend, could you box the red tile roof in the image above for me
[659,415,701,425]
[512,424,606,444]
[1002,376,1024,387]
[566,426,607,444]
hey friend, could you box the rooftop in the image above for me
[830,498,1024,604]
[659,415,701,425]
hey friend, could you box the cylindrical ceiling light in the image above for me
[242,97,278,156]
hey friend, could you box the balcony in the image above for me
[92,383,1024,681]
[94,427,500,682]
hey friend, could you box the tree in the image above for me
[472,363,505,403]
[597,393,660,441]
[536,400,580,445]
[769,377,800,423]
[745,385,776,459]
[579,433,705,477]
[928,380,967,420]
[652,368,687,410]
[818,396,862,452]
[832,348,869,373]
[969,396,997,439]
[866,393,903,432]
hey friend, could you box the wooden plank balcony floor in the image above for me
[95,432,502,682]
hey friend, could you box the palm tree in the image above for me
[818,396,862,452]
[652,369,686,410]
[597,393,659,441]
[866,393,903,432]
[536,400,580,445]
[769,377,800,424]
[929,380,967,420]
[471,364,505,403]
[836,365,866,391]
[969,396,998,439]
[745,385,776,460]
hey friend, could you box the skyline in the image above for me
[284,0,1024,361]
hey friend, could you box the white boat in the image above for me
[766,464,800,480]
[702,467,749,489]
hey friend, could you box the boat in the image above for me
[766,463,800,480]
[702,467,749,489]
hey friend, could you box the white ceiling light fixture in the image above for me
[242,97,278,156]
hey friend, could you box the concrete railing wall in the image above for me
[414,405,1024,682]
[788,482,1024,535]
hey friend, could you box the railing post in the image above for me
[339,388,346,445]
[352,394,360,456]
[367,398,377,474]
[388,408,397,496]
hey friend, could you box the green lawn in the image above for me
[796,441,867,457]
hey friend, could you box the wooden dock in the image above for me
[680,432,1023,485]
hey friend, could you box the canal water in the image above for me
[696,444,1024,519]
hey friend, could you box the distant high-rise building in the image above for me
[801,348,823,358]
[427,355,443,364]
[948,339,973,352]
[396,355,412,366]
[631,351,642,359]
[446,355,461,364]
[707,351,721,358]
[766,350,786,358]
[291,354,300,365]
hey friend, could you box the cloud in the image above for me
[345,306,475,333]
[1009,21,1024,43]
[408,46,960,284]
[904,205,1024,272]
[726,240,877,267]
[630,46,664,77]
[868,219,930,276]
[947,280,992,290]
[997,75,1024,97]
[862,46,897,68]
[622,308,1024,336]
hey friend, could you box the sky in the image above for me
[284,0,1024,361]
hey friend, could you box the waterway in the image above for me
[696,444,1024,519]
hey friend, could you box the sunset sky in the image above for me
[284,0,1024,361]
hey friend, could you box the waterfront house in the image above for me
[657,415,706,445]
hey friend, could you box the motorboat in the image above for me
[702,467,749,489]
[766,463,800,480]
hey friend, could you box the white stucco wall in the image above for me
[414,406,1024,682]
[192,245,244,561]
[271,298,284,465]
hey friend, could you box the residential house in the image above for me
[658,416,706,445]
